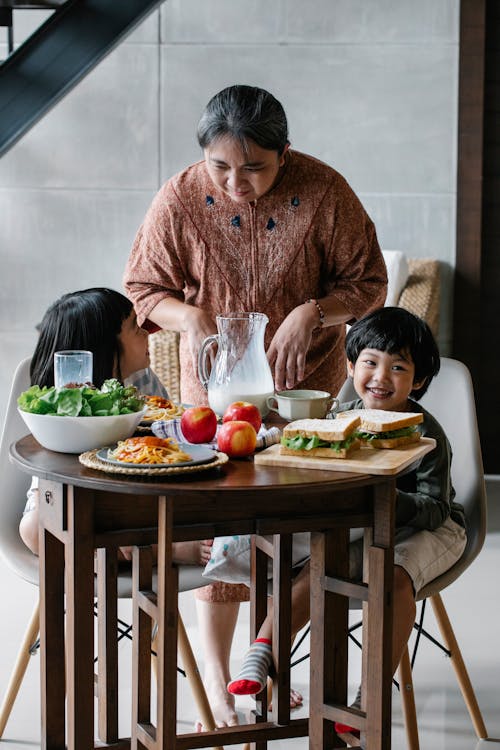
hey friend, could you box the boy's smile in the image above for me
[347,348,425,412]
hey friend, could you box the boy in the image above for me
[228,307,467,745]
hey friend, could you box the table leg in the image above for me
[309,528,349,750]
[271,533,292,726]
[65,486,97,750]
[97,547,119,743]
[39,525,65,749]
[132,545,154,750]
[156,496,178,750]
[363,480,395,749]
[246,531,293,750]
[249,534,271,750]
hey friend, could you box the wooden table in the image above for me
[10,434,399,750]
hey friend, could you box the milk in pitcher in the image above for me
[209,387,274,417]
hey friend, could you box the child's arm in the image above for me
[395,410,464,531]
[19,477,40,555]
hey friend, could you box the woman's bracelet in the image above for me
[304,298,325,328]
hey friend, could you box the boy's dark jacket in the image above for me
[339,399,466,532]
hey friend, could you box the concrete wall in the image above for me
[0,0,459,423]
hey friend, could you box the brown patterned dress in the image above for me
[124,149,387,601]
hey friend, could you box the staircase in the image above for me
[0,2,66,56]
[0,0,163,157]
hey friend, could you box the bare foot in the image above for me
[195,670,239,731]
[118,540,212,565]
[289,687,303,708]
[267,686,304,710]
[172,539,213,566]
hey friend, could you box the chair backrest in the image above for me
[337,357,487,599]
[417,357,486,597]
[0,358,39,585]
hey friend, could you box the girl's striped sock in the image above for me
[227,638,272,696]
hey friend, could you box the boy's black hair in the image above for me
[345,307,440,400]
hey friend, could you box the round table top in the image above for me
[10,434,380,498]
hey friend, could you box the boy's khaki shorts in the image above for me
[350,516,467,595]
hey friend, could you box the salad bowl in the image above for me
[17,379,147,453]
[18,407,147,454]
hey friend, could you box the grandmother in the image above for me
[124,84,387,727]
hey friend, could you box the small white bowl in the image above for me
[18,406,148,454]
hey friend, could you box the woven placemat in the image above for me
[79,448,228,476]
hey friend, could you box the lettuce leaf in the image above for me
[281,434,357,452]
[355,426,419,441]
[18,381,145,417]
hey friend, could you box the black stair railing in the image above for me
[0,0,163,157]
[0,2,66,56]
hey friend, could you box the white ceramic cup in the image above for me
[54,350,93,388]
[266,389,339,420]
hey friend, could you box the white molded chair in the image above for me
[0,358,217,741]
[0,358,38,737]
[337,357,488,748]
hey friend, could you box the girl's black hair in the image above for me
[345,307,440,399]
[30,288,133,388]
[197,85,289,155]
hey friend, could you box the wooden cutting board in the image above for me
[254,437,436,476]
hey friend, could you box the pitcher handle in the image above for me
[197,334,219,390]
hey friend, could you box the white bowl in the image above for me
[18,406,148,454]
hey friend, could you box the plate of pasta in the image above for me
[140,396,186,424]
[97,436,215,468]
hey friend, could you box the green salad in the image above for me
[354,426,418,441]
[18,379,145,417]
[281,434,357,453]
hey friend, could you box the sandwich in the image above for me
[337,409,424,449]
[280,414,361,459]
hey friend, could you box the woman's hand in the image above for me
[183,307,217,375]
[267,303,319,391]
[148,298,217,375]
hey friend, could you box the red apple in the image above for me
[217,420,257,457]
[180,406,217,443]
[222,401,262,434]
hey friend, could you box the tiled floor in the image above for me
[1,483,500,748]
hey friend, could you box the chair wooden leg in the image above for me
[429,593,488,739]
[0,599,40,738]
[177,614,224,750]
[152,611,223,750]
[398,645,420,750]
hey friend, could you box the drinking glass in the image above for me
[54,350,93,388]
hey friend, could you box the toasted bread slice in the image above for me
[280,439,360,459]
[336,408,423,433]
[359,432,421,450]
[283,414,361,441]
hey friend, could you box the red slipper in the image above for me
[334,722,361,746]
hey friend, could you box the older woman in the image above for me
[124,84,387,727]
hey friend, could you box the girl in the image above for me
[19,287,212,567]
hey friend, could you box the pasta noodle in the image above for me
[108,436,191,465]
[142,395,185,423]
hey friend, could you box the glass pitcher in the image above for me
[197,312,274,417]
